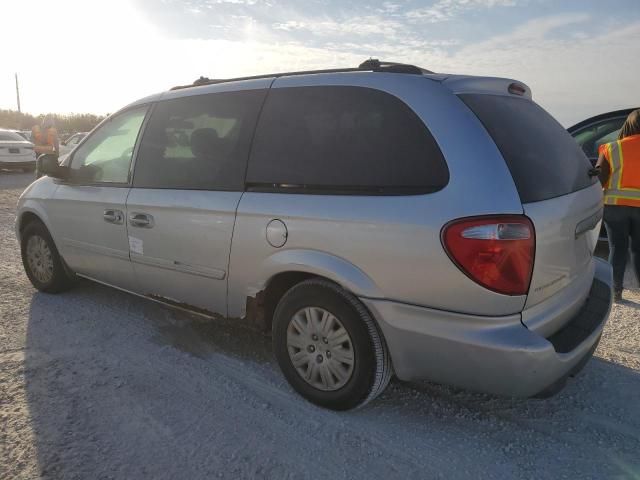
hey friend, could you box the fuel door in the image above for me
[266,219,288,248]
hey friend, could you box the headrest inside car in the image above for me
[190,128,220,158]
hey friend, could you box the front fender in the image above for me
[15,177,58,243]
[15,202,55,243]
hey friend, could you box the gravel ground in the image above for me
[1,171,639,480]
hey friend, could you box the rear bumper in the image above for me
[362,257,613,397]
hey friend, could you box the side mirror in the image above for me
[36,154,69,179]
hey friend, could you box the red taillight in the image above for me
[442,216,535,296]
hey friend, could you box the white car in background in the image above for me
[0,129,36,172]
[9,130,32,141]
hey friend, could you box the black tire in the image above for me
[20,221,76,293]
[272,278,392,410]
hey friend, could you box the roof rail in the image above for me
[170,59,433,91]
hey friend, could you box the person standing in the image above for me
[31,115,60,159]
[596,109,640,301]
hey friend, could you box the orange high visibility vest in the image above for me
[45,127,57,148]
[31,126,58,155]
[31,125,43,144]
[600,134,640,207]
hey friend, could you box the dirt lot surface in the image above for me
[1,171,639,479]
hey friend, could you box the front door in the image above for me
[47,106,149,291]
[125,86,268,316]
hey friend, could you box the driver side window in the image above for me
[70,106,148,184]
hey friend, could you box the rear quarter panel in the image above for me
[228,73,528,319]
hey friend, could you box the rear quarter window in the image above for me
[246,86,449,194]
[460,94,596,203]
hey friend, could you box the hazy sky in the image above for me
[1,0,639,126]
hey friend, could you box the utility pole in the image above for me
[15,73,21,113]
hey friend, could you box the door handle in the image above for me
[129,212,154,228]
[103,209,124,225]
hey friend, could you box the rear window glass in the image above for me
[247,86,448,194]
[460,94,596,203]
[0,131,26,142]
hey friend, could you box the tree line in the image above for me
[0,109,107,136]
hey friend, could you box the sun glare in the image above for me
[1,0,185,115]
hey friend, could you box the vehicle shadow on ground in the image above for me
[23,281,640,478]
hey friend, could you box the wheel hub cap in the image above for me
[286,307,355,391]
[26,235,53,284]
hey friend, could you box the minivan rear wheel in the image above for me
[21,221,76,293]
[272,278,391,410]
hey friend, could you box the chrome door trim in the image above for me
[575,209,603,239]
[62,237,130,260]
[130,252,226,280]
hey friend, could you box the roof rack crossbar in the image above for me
[170,59,433,91]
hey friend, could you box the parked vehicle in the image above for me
[0,129,36,172]
[569,109,639,164]
[569,108,639,242]
[16,60,613,410]
[59,132,88,155]
[12,130,32,141]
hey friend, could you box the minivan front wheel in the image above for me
[273,279,391,410]
[21,222,76,293]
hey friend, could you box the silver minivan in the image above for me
[16,60,613,410]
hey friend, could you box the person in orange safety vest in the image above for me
[31,115,60,158]
[596,109,640,301]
